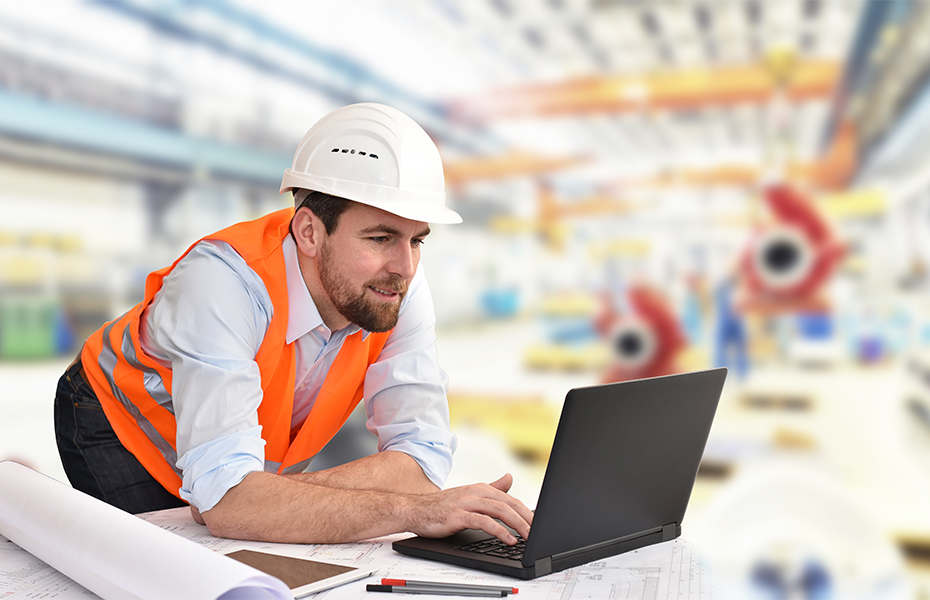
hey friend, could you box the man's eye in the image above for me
[412,239,425,248]
[370,236,389,243]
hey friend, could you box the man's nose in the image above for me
[387,242,417,279]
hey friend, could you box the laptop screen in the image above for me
[522,368,727,564]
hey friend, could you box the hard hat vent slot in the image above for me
[330,148,379,159]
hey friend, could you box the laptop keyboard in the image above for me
[459,535,526,561]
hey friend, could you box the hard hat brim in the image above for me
[281,170,463,224]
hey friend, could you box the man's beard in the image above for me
[318,239,406,333]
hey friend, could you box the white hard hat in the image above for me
[281,103,462,224]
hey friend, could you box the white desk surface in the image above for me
[1,506,711,599]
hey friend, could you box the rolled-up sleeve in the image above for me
[362,270,458,487]
[140,241,272,511]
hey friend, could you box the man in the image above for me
[54,103,532,546]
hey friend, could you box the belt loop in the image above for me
[68,348,89,388]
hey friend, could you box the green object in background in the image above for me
[0,295,58,359]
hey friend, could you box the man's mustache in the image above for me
[367,277,407,295]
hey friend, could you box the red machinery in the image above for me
[596,284,686,382]
[739,184,845,312]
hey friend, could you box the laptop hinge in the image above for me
[529,524,681,575]
[548,525,663,564]
[534,556,552,577]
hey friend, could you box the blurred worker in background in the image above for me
[54,103,532,545]
[714,274,749,380]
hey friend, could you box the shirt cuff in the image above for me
[382,437,457,488]
[177,427,266,511]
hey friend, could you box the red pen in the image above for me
[368,584,506,597]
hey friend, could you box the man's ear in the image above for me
[291,207,324,258]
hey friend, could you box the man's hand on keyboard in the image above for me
[404,473,533,545]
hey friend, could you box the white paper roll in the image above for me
[0,461,290,599]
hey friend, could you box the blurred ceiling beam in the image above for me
[623,121,854,191]
[490,184,643,251]
[0,134,188,185]
[95,0,492,153]
[540,190,638,221]
[445,119,856,191]
[96,0,419,110]
[830,0,930,187]
[610,121,855,192]
[820,0,911,151]
[0,88,290,186]
[617,165,760,189]
[450,60,840,120]
[791,119,858,190]
[444,151,588,186]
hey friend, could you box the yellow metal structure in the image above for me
[447,394,561,465]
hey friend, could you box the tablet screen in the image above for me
[226,549,371,595]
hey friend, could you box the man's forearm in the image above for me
[200,471,534,546]
[286,450,438,494]
[198,451,438,543]
[202,471,414,543]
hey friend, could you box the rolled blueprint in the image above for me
[0,461,290,599]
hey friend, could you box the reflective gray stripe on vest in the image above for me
[120,325,174,415]
[97,319,182,478]
[264,457,312,474]
[278,457,312,474]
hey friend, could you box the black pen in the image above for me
[368,584,507,597]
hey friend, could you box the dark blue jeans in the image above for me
[54,357,187,514]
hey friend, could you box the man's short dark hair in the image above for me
[291,189,353,236]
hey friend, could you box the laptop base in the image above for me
[392,523,681,580]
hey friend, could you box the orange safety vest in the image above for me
[81,208,390,500]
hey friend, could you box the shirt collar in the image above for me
[282,234,367,344]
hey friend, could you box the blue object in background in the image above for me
[479,288,520,319]
[796,313,833,340]
[859,337,885,363]
[54,305,76,356]
[886,308,911,355]
[682,286,704,345]
[751,557,832,600]
[856,311,886,364]
[714,278,749,379]
[541,316,597,345]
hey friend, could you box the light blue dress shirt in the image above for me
[138,233,457,511]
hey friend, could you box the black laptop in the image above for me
[393,367,727,579]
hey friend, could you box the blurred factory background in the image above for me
[2,0,930,597]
